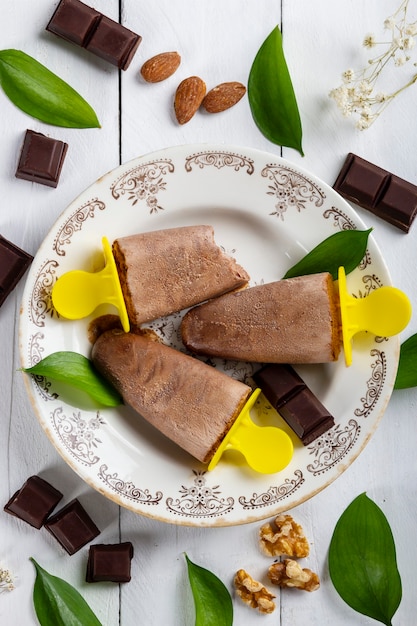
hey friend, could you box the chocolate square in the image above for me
[278,389,336,445]
[46,0,101,46]
[86,542,134,583]
[253,364,305,410]
[45,498,100,555]
[15,130,68,188]
[377,175,417,231]
[85,16,142,70]
[0,235,33,307]
[335,153,389,207]
[4,475,63,529]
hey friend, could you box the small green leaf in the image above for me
[394,333,417,389]
[329,493,402,626]
[185,554,233,626]
[30,558,102,626]
[0,49,100,128]
[22,351,122,407]
[283,228,372,280]
[248,26,303,155]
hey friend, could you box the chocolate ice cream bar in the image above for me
[253,364,335,445]
[112,225,250,326]
[92,330,252,464]
[181,272,341,364]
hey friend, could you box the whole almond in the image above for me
[174,76,207,124]
[140,51,181,83]
[202,81,246,113]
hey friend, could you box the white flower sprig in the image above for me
[329,0,417,129]
[0,566,15,592]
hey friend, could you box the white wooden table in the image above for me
[1,1,416,624]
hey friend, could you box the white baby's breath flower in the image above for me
[342,68,355,83]
[395,55,407,65]
[405,22,417,36]
[375,91,388,102]
[403,36,416,49]
[384,17,396,30]
[0,567,15,592]
[363,34,377,48]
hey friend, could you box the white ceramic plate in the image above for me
[19,144,398,527]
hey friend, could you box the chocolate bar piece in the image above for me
[46,0,142,70]
[253,364,335,445]
[333,153,417,233]
[0,235,33,307]
[15,130,68,188]
[4,475,63,529]
[86,542,134,583]
[45,498,100,555]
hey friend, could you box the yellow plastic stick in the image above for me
[51,237,130,332]
[208,389,294,474]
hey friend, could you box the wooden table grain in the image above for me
[1,1,416,624]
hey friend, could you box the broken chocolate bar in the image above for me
[46,0,142,70]
[45,498,100,555]
[333,153,417,233]
[0,235,33,307]
[15,130,68,188]
[4,475,63,529]
[86,542,134,583]
[253,364,335,445]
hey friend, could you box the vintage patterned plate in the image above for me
[19,144,398,527]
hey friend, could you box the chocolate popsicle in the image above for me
[91,330,252,464]
[181,272,341,364]
[112,225,250,326]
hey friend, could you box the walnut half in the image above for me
[268,559,320,592]
[234,569,276,614]
[259,514,310,558]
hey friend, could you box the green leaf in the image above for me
[22,351,122,407]
[283,228,372,280]
[394,333,417,389]
[30,558,102,626]
[185,554,233,626]
[248,26,303,155]
[329,493,402,626]
[0,49,100,128]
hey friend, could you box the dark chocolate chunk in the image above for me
[253,364,335,445]
[333,153,417,233]
[45,498,100,555]
[45,0,100,46]
[86,542,134,583]
[4,475,63,529]
[15,130,68,188]
[46,0,142,70]
[0,235,33,307]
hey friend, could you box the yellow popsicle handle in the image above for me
[338,266,411,367]
[208,388,294,474]
[51,237,130,332]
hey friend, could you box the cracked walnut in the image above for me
[234,569,276,614]
[259,514,310,558]
[268,559,320,592]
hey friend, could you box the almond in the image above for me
[202,81,246,113]
[140,51,181,83]
[174,76,207,124]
